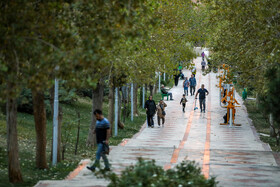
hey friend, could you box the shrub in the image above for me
[99,158,218,187]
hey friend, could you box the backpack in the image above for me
[183,80,189,87]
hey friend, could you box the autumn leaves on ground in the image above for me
[1,0,280,186]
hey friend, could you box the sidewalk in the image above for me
[35,57,280,187]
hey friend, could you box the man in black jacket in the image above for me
[144,95,157,128]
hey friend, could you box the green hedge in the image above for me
[99,158,218,187]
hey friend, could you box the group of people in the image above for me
[144,95,167,128]
[145,71,209,129]
[87,62,209,172]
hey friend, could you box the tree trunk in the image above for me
[149,84,153,96]
[153,83,157,95]
[6,90,23,183]
[32,90,48,169]
[108,85,114,136]
[145,84,148,100]
[139,86,142,108]
[49,86,62,162]
[86,79,104,147]
[269,113,277,137]
[75,111,80,155]
[118,88,124,129]
[121,86,127,122]
[133,83,138,116]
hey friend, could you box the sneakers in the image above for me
[104,167,110,171]
[87,166,110,172]
[170,98,174,100]
[87,166,95,172]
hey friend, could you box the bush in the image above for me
[100,158,218,187]
[76,88,92,98]
[16,86,78,115]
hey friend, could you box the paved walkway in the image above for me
[36,57,280,187]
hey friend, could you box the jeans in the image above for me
[157,116,165,126]
[199,98,206,112]
[184,88,188,96]
[190,86,196,95]
[147,114,154,126]
[168,92,173,99]
[92,143,110,169]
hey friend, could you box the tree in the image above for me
[203,0,280,146]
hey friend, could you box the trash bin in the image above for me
[242,88,247,100]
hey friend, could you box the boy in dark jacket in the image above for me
[180,94,188,112]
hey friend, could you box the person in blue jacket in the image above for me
[189,74,197,96]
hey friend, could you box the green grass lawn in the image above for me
[0,94,160,186]
[244,100,280,152]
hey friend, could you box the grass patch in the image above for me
[0,93,161,186]
[244,100,280,152]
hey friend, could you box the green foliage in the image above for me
[16,85,78,115]
[260,67,280,124]
[101,158,218,187]
[245,99,280,152]
[0,96,149,186]
[203,0,280,93]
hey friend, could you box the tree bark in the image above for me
[108,85,114,136]
[133,83,138,116]
[153,83,157,95]
[74,112,80,155]
[6,88,23,183]
[121,86,127,122]
[86,79,104,147]
[149,84,153,96]
[139,86,143,108]
[49,86,62,162]
[32,90,48,169]
[118,88,124,129]
[269,113,277,137]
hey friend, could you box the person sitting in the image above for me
[161,85,174,100]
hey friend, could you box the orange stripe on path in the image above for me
[165,71,202,169]
[202,73,211,179]
[65,160,89,180]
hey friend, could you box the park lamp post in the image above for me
[52,66,59,166]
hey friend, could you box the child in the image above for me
[180,94,188,112]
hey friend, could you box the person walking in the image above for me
[157,100,167,127]
[201,51,205,61]
[195,84,209,113]
[174,73,180,86]
[180,94,188,112]
[189,74,197,96]
[183,77,190,96]
[87,109,110,172]
[201,60,206,72]
[144,95,157,128]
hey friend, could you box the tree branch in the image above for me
[23,37,60,51]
